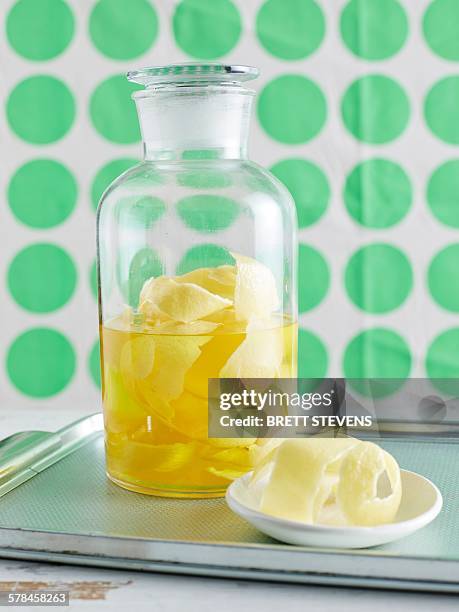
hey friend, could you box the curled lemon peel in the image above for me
[219,323,283,378]
[119,334,211,427]
[177,265,236,300]
[249,438,401,527]
[120,336,155,381]
[138,253,279,328]
[140,276,231,324]
[144,335,210,402]
[337,442,402,527]
[232,253,279,322]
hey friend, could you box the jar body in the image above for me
[98,158,297,497]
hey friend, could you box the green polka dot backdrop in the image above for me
[2,0,459,412]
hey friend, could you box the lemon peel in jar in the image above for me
[149,319,221,335]
[120,335,156,380]
[210,438,282,466]
[145,335,210,402]
[207,437,258,449]
[232,253,279,322]
[140,276,231,323]
[103,365,148,434]
[219,323,283,378]
[110,438,196,474]
[251,438,402,527]
[177,265,236,300]
[138,253,279,327]
[207,466,247,481]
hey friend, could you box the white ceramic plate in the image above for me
[226,469,442,549]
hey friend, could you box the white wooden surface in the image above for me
[1,408,458,611]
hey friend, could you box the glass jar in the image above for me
[97,64,298,498]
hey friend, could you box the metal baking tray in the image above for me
[0,414,458,592]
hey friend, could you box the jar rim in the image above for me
[127,63,259,88]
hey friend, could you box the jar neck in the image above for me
[134,85,254,161]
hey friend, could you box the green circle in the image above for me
[425,77,459,145]
[423,0,459,61]
[344,159,412,229]
[91,158,138,211]
[90,76,141,144]
[428,244,459,311]
[90,0,158,60]
[271,158,330,228]
[8,244,77,313]
[345,244,412,313]
[343,328,411,396]
[176,244,234,275]
[341,0,408,60]
[341,75,409,144]
[7,76,75,144]
[8,159,77,229]
[298,244,330,312]
[177,195,239,232]
[90,260,97,299]
[298,329,328,378]
[7,328,75,397]
[118,247,164,307]
[89,339,101,389]
[344,328,411,377]
[178,170,231,189]
[256,0,325,60]
[426,328,459,395]
[427,160,459,228]
[119,196,166,229]
[7,0,74,61]
[173,0,241,59]
[258,75,327,144]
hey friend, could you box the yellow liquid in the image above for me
[101,317,297,497]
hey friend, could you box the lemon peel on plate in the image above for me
[249,438,402,527]
[337,441,402,527]
[260,439,359,524]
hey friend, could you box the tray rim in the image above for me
[1,525,459,592]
